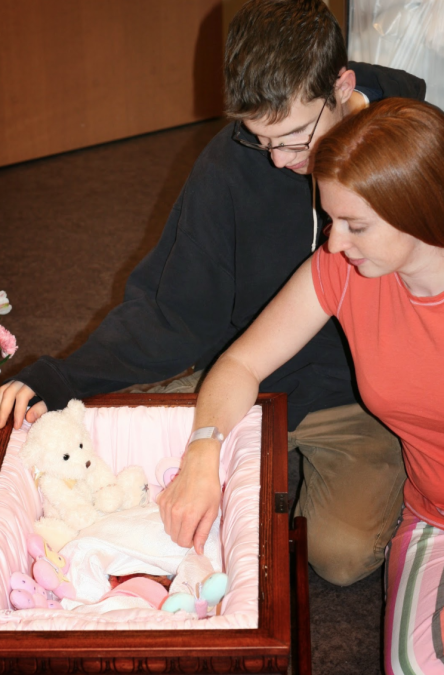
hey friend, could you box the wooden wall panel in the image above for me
[0,1,224,166]
[325,0,346,37]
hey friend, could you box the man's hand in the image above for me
[157,441,221,555]
[0,381,47,429]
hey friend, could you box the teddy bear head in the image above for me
[20,400,97,481]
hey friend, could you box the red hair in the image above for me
[314,98,444,247]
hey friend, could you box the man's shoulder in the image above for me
[188,121,252,180]
[198,122,237,161]
[351,61,426,102]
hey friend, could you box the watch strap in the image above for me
[188,426,224,445]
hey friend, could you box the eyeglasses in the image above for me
[233,98,329,154]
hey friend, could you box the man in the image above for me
[0,0,425,585]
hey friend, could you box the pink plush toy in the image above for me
[27,533,76,601]
[9,534,76,610]
[10,572,62,610]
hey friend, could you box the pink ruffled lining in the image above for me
[0,405,261,629]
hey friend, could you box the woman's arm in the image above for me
[157,257,331,552]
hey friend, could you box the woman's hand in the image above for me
[157,440,221,555]
[0,381,47,429]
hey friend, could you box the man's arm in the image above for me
[350,61,426,101]
[0,150,237,428]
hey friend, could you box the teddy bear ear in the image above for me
[66,399,86,423]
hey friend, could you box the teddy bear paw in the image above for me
[117,466,149,509]
[94,484,125,513]
[66,505,98,530]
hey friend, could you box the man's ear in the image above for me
[335,68,356,105]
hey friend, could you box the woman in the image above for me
[158,98,444,673]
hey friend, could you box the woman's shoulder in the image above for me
[313,245,351,288]
[312,245,386,319]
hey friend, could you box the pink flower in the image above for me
[0,325,18,359]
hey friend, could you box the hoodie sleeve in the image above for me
[13,152,237,411]
[350,61,426,101]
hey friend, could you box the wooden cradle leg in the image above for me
[289,517,312,675]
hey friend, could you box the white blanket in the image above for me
[61,505,221,604]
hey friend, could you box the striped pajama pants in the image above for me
[385,506,444,674]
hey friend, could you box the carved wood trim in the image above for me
[0,654,290,673]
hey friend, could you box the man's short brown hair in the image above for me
[224,0,347,123]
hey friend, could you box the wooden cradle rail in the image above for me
[0,392,311,675]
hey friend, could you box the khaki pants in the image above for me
[130,372,406,587]
[290,403,405,586]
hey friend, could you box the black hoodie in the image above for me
[14,63,426,429]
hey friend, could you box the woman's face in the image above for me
[319,180,425,279]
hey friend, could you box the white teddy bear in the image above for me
[20,400,149,551]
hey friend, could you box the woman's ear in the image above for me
[335,68,357,105]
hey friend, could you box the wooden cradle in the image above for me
[0,393,310,674]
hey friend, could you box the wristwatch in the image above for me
[188,426,224,445]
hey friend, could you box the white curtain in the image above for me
[348,0,444,109]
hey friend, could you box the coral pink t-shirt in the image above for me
[312,245,444,529]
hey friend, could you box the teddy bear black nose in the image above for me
[85,460,91,468]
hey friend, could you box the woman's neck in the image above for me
[399,247,444,297]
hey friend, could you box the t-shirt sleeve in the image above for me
[311,244,352,318]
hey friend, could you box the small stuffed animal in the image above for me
[161,572,229,618]
[20,400,149,550]
[10,572,62,610]
[9,534,76,610]
[27,533,76,600]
